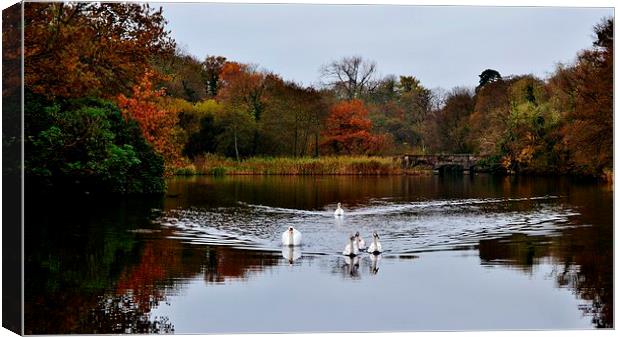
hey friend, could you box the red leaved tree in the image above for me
[24,2,175,99]
[321,99,387,155]
[217,62,266,120]
[117,70,182,167]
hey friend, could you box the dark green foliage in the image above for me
[525,85,536,104]
[203,55,227,98]
[183,114,222,159]
[477,69,502,89]
[25,93,165,194]
[593,17,613,50]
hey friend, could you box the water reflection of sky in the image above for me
[24,176,613,333]
[151,250,592,333]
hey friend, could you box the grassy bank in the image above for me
[174,155,429,176]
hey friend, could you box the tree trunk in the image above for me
[293,123,298,158]
[315,132,319,158]
[234,127,240,162]
[300,122,309,157]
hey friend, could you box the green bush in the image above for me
[25,93,165,194]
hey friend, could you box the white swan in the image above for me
[355,231,366,250]
[334,202,344,217]
[281,226,302,246]
[342,235,359,256]
[367,232,382,254]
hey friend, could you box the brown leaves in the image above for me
[557,19,613,175]
[24,2,175,99]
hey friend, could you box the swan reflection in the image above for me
[333,216,344,226]
[369,254,381,274]
[281,245,302,264]
[342,255,361,278]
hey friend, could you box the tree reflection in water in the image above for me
[25,176,613,332]
[478,230,612,328]
[25,193,284,334]
[475,179,613,328]
[92,293,174,334]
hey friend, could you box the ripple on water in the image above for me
[158,196,581,256]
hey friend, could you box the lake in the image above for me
[24,174,613,334]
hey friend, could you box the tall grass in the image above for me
[175,154,429,176]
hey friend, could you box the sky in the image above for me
[158,3,613,89]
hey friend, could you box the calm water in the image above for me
[25,175,613,334]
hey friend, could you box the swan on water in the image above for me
[334,202,344,217]
[342,235,359,256]
[355,231,366,250]
[367,232,382,255]
[282,226,302,246]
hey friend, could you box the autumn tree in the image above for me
[367,75,433,153]
[3,3,22,181]
[320,56,379,100]
[260,76,327,157]
[367,75,398,105]
[203,55,227,98]
[24,2,175,99]
[500,76,559,172]
[422,87,475,153]
[468,79,511,156]
[216,62,266,158]
[117,71,183,168]
[216,106,256,161]
[397,76,433,124]
[217,62,266,121]
[558,17,613,176]
[321,100,386,155]
[154,49,206,102]
[182,100,225,159]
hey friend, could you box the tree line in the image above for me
[17,3,613,193]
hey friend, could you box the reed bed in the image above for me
[175,154,429,176]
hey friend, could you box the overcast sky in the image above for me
[158,3,612,89]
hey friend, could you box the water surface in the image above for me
[25,175,613,333]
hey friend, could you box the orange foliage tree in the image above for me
[217,62,266,120]
[24,2,175,99]
[215,62,267,159]
[117,71,183,168]
[559,18,613,176]
[321,99,387,155]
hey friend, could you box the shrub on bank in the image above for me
[25,93,166,194]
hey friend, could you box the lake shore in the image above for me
[174,155,433,176]
[172,155,613,182]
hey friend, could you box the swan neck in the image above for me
[289,230,294,244]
